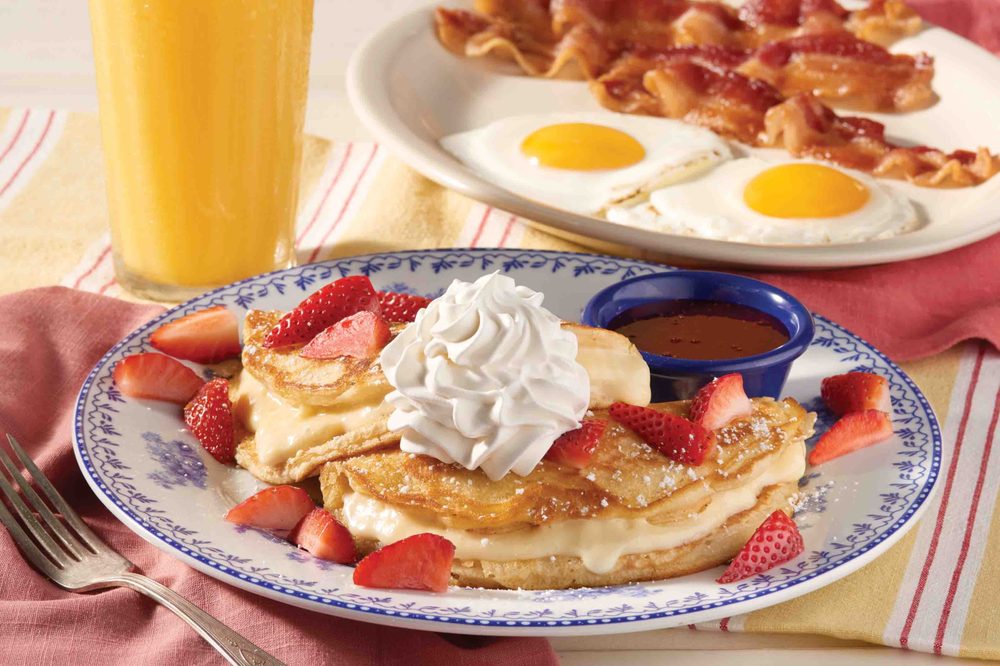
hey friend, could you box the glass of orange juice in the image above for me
[89,0,313,301]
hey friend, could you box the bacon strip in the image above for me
[595,54,996,187]
[592,48,779,144]
[435,0,923,79]
[846,0,924,47]
[762,95,1000,187]
[738,33,935,111]
[435,7,615,77]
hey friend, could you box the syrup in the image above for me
[610,299,789,361]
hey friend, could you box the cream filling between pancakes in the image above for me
[340,440,806,574]
[232,370,390,466]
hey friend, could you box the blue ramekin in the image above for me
[581,270,815,402]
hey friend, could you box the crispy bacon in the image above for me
[738,0,847,28]
[474,0,553,34]
[739,33,935,111]
[593,48,778,143]
[846,0,923,47]
[437,0,924,79]
[595,51,995,186]
[762,95,999,186]
[435,7,615,77]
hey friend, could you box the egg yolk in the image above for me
[520,123,645,171]
[743,163,870,218]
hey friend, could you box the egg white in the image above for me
[440,112,733,215]
[606,158,920,245]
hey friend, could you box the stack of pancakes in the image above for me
[231,310,399,484]
[230,309,813,590]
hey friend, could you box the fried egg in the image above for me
[440,112,732,215]
[606,158,919,244]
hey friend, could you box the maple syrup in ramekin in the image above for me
[610,300,789,361]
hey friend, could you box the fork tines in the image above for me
[0,434,102,573]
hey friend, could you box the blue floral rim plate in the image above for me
[72,249,941,636]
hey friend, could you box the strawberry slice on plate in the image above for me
[150,306,241,364]
[378,291,432,323]
[544,419,607,469]
[183,378,236,463]
[717,510,804,584]
[113,353,204,404]
[610,403,714,466]
[353,533,456,593]
[299,310,391,360]
[225,485,315,531]
[690,373,753,431]
[821,372,891,416]
[808,409,894,465]
[263,275,381,349]
[290,508,357,564]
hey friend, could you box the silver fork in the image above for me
[0,434,284,666]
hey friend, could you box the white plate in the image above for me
[73,249,941,635]
[347,6,1000,268]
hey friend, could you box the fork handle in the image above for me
[108,572,285,666]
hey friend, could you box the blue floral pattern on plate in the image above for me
[72,249,941,635]
[144,432,207,490]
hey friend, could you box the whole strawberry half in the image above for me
[225,485,315,532]
[353,533,455,593]
[544,419,607,469]
[610,402,714,466]
[290,508,357,564]
[808,409,894,465]
[299,310,391,360]
[378,291,432,323]
[183,378,236,463]
[821,372,891,416]
[717,510,804,584]
[150,306,241,364]
[263,275,381,349]
[113,353,204,404]
[690,373,752,431]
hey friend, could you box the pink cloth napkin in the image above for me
[749,235,1000,361]
[0,287,557,666]
[742,0,1000,362]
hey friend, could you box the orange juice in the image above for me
[89,0,313,297]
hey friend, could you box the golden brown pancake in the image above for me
[444,483,800,589]
[241,310,396,407]
[319,398,814,589]
[230,310,401,484]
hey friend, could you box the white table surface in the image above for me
[0,2,980,664]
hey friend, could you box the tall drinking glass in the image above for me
[89,0,313,300]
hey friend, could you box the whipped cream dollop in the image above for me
[379,273,590,480]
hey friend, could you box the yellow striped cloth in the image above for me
[1,107,998,660]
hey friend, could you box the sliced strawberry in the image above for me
[353,533,455,593]
[821,372,891,416]
[544,419,607,469]
[690,373,753,431]
[378,291,432,323]
[225,485,315,531]
[149,306,241,364]
[609,403,714,466]
[299,310,391,360]
[717,510,804,584]
[183,378,236,463]
[289,508,357,564]
[263,275,381,349]
[113,353,204,404]
[808,409,894,465]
